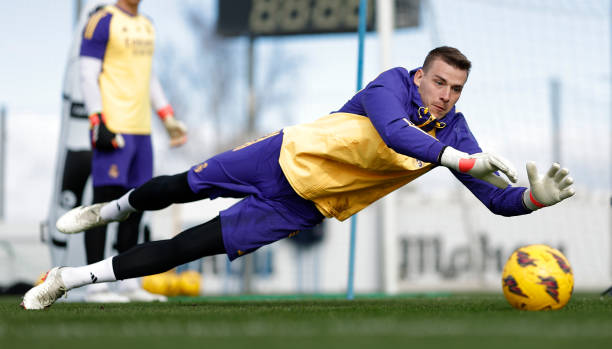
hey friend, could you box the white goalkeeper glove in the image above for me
[522,162,575,210]
[440,146,518,189]
[162,115,187,147]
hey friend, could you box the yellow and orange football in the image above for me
[502,244,573,311]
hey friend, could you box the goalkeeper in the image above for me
[22,46,575,309]
[76,0,187,302]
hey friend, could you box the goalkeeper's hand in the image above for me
[440,146,518,189]
[89,112,124,151]
[161,114,187,147]
[522,162,575,210]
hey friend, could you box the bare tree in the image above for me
[155,2,300,156]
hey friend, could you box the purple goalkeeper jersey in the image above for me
[336,67,529,216]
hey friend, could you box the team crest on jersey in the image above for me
[108,164,119,179]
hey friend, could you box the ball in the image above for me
[142,273,169,296]
[164,272,181,297]
[178,270,202,296]
[502,244,573,311]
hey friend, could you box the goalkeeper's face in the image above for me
[413,59,468,118]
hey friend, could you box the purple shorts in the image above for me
[91,134,153,188]
[187,131,324,260]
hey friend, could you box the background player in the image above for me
[23,46,575,309]
[78,0,187,302]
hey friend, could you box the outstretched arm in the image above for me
[359,69,516,189]
[452,161,575,216]
[452,170,530,216]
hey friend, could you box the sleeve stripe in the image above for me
[84,10,108,40]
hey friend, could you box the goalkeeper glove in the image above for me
[440,146,518,189]
[89,112,124,151]
[522,162,575,210]
[157,105,187,147]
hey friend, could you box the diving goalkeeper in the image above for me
[22,46,575,309]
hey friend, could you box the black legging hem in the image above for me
[112,216,225,280]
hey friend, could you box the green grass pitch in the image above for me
[1,293,611,348]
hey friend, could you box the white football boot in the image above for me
[21,267,68,310]
[56,202,130,234]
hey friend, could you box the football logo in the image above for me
[550,252,572,274]
[537,276,560,303]
[516,250,536,267]
[503,275,529,298]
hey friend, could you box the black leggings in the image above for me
[112,216,225,280]
[128,171,210,210]
[111,172,226,280]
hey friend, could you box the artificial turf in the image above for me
[1,293,611,348]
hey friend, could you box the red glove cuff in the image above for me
[529,191,545,208]
[157,105,174,121]
[88,112,105,126]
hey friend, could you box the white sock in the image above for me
[100,189,136,221]
[60,257,117,290]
